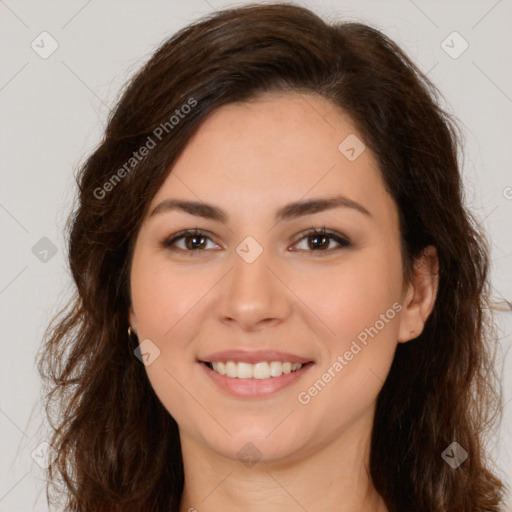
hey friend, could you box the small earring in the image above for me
[128,326,135,337]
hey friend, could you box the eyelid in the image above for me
[160,226,352,255]
[290,227,351,253]
[160,228,221,251]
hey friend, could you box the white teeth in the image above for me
[253,362,270,379]
[216,361,226,375]
[225,361,237,378]
[210,361,304,379]
[269,361,282,377]
[237,362,253,379]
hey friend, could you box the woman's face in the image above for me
[129,92,423,465]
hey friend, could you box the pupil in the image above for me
[310,235,327,250]
[187,235,205,250]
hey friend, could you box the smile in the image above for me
[200,360,314,398]
[206,360,303,379]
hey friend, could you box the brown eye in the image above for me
[183,233,207,250]
[307,234,331,250]
[161,229,220,254]
[292,227,351,254]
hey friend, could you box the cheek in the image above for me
[129,248,220,395]
[295,246,403,347]
[130,250,201,340]
[129,252,203,419]
[295,253,402,421]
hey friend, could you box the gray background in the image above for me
[0,0,511,510]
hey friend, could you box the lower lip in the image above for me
[199,362,314,398]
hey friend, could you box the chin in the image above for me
[201,423,310,465]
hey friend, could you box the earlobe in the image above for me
[397,245,439,343]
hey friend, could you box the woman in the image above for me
[37,3,506,511]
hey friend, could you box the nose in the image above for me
[217,244,292,331]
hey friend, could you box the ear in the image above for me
[397,245,439,343]
[128,305,138,335]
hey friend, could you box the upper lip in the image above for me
[199,349,313,364]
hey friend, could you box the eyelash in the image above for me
[160,227,352,257]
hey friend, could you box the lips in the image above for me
[197,349,315,397]
[199,349,313,365]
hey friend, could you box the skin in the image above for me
[129,91,439,512]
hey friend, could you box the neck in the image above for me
[178,410,388,512]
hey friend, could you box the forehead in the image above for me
[148,92,395,225]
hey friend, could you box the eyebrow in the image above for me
[149,195,371,223]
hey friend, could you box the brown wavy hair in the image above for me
[36,3,507,511]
